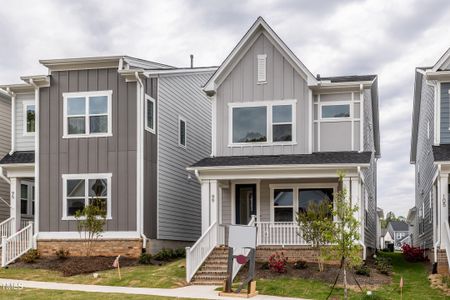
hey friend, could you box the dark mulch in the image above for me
[11,256,139,276]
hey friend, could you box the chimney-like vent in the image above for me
[190,54,194,68]
[317,74,321,80]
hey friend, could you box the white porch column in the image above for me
[210,180,219,226]
[10,177,21,233]
[440,173,449,248]
[200,180,219,234]
[200,181,210,234]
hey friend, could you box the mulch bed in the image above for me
[10,256,139,276]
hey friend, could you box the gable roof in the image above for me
[388,221,409,232]
[0,151,35,165]
[203,17,318,94]
[319,75,377,83]
[432,47,450,72]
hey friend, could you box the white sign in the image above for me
[228,225,257,249]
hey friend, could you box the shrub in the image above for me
[21,249,40,263]
[401,244,427,262]
[268,252,288,273]
[375,256,392,275]
[442,275,450,288]
[354,263,370,276]
[138,253,152,265]
[154,248,175,261]
[261,262,270,270]
[55,248,70,260]
[174,248,186,258]
[293,260,308,270]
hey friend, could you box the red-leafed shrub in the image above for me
[401,244,427,262]
[268,251,288,273]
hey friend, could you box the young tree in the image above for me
[296,200,333,272]
[75,202,106,256]
[329,172,362,300]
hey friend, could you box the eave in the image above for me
[425,70,450,80]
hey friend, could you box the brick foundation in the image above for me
[37,239,143,258]
[437,249,449,274]
[256,246,345,265]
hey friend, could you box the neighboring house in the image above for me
[410,47,450,273]
[382,228,393,248]
[406,206,417,246]
[376,207,384,249]
[387,221,409,250]
[0,90,11,222]
[0,55,216,264]
[185,17,380,284]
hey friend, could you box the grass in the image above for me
[254,252,450,299]
[0,259,186,289]
[0,288,194,299]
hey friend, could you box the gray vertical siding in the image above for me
[39,68,137,232]
[216,33,309,156]
[15,93,35,151]
[414,73,436,248]
[157,72,213,241]
[143,78,158,239]
[441,83,450,143]
[0,95,11,221]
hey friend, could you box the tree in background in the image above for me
[381,211,405,228]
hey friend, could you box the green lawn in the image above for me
[255,252,450,299]
[0,288,194,300]
[0,259,186,289]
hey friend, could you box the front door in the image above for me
[235,184,256,225]
[20,181,35,227]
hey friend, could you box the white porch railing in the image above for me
[0,217,15,240]
[256,221,308,246]
[186,221,222,283]
[21,220,33,230]
[1,222,33,267]
[442,220,450,270]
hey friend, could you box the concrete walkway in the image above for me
[0,278,307,300]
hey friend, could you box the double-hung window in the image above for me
[20,182,35,217]
[273,189,294,222]
[62,174,112,220]
[230,100,295,144]
[145,95,156,133]
[63,91,112,138]
[23,102,35,135]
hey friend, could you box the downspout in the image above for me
[29,79,39,245]
[435,164,442,263]
[357,166,366,259]
[135,72,147,249]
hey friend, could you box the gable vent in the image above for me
[257,54,267,83]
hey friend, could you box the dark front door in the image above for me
[235,184,256,225]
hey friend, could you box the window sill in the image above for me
[62,133,112,139]
[62,215,112,221]
[23,132,35,137]
[228,142,297,147]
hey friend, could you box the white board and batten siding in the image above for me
[157,72,213,241]
[0,94,11,221]
[15,93,35,151]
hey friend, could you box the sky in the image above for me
[1,0,450,217]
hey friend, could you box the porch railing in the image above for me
[256,221,308,246]
[0,217,15,241]
[1,221,33,267]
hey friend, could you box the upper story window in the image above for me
[321,104,351,119]
[145,95,156,134]
[230,100,296,145]
[63,91,112,138]
[179,116,186,148]
[257,54,267,83]
[23,102,35,135]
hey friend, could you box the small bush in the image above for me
[354,263,370,276]
[21,249,40,263]
[401,244,427,262]
[375,256,392,275]
[442,275,450,288]
[261,262,270,270]
[268,251,288,273]
[174,248,186,258]
[154,248,175,261]
[293,260,308,270]
[138,253,152,265]
[55,248,70,260]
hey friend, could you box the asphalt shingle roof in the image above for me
[319,75,377,83]
[432,145,450,162]
[0,151,35,164]
[190,151,372,168]
[389,221,409,232]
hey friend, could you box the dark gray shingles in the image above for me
[432,145,450,161]
[389,220,409,232]
[0,151,35,164]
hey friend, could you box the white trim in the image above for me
[61,173,112,220]
[37,231,140,240]
[189,163,368,171]
[144,67,218,77]
[308,89,313,153]
[228,99,297,146]
[144,94,156,134]
[156,79,160,239]
[211,94,217,156]
[432,48,450,72]
[22,100,35,136]
[10,92,16,153]
[62,90,113,138]
[178,115,187,148]
[230,180,260,225]
[20,180,35,218]
[360,87,364,152]
[257,54,267,83]
[135,73,144,237]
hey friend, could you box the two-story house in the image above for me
[185,17,380,284]
[387,221,409,250]
[0,56,216,265]
[411,47,450,273]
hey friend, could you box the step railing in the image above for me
[0,217,15,241]
[186,221,220,283]
[1,222,33,267]
[256,221,308,246]
[21,220,33,231]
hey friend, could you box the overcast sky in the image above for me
[1,0,449,217]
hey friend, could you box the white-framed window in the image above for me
[20,181,35,217]
[62,173,112,220]
[320,103,351,120]
[257,54,267,83]
[23,101,35,136]
[273,188,294,222]
[63,91,112,138]
[178,116,187,148]
[145,95,156,134]
[229,100,296,145]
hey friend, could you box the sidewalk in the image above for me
[0,278,307,300]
